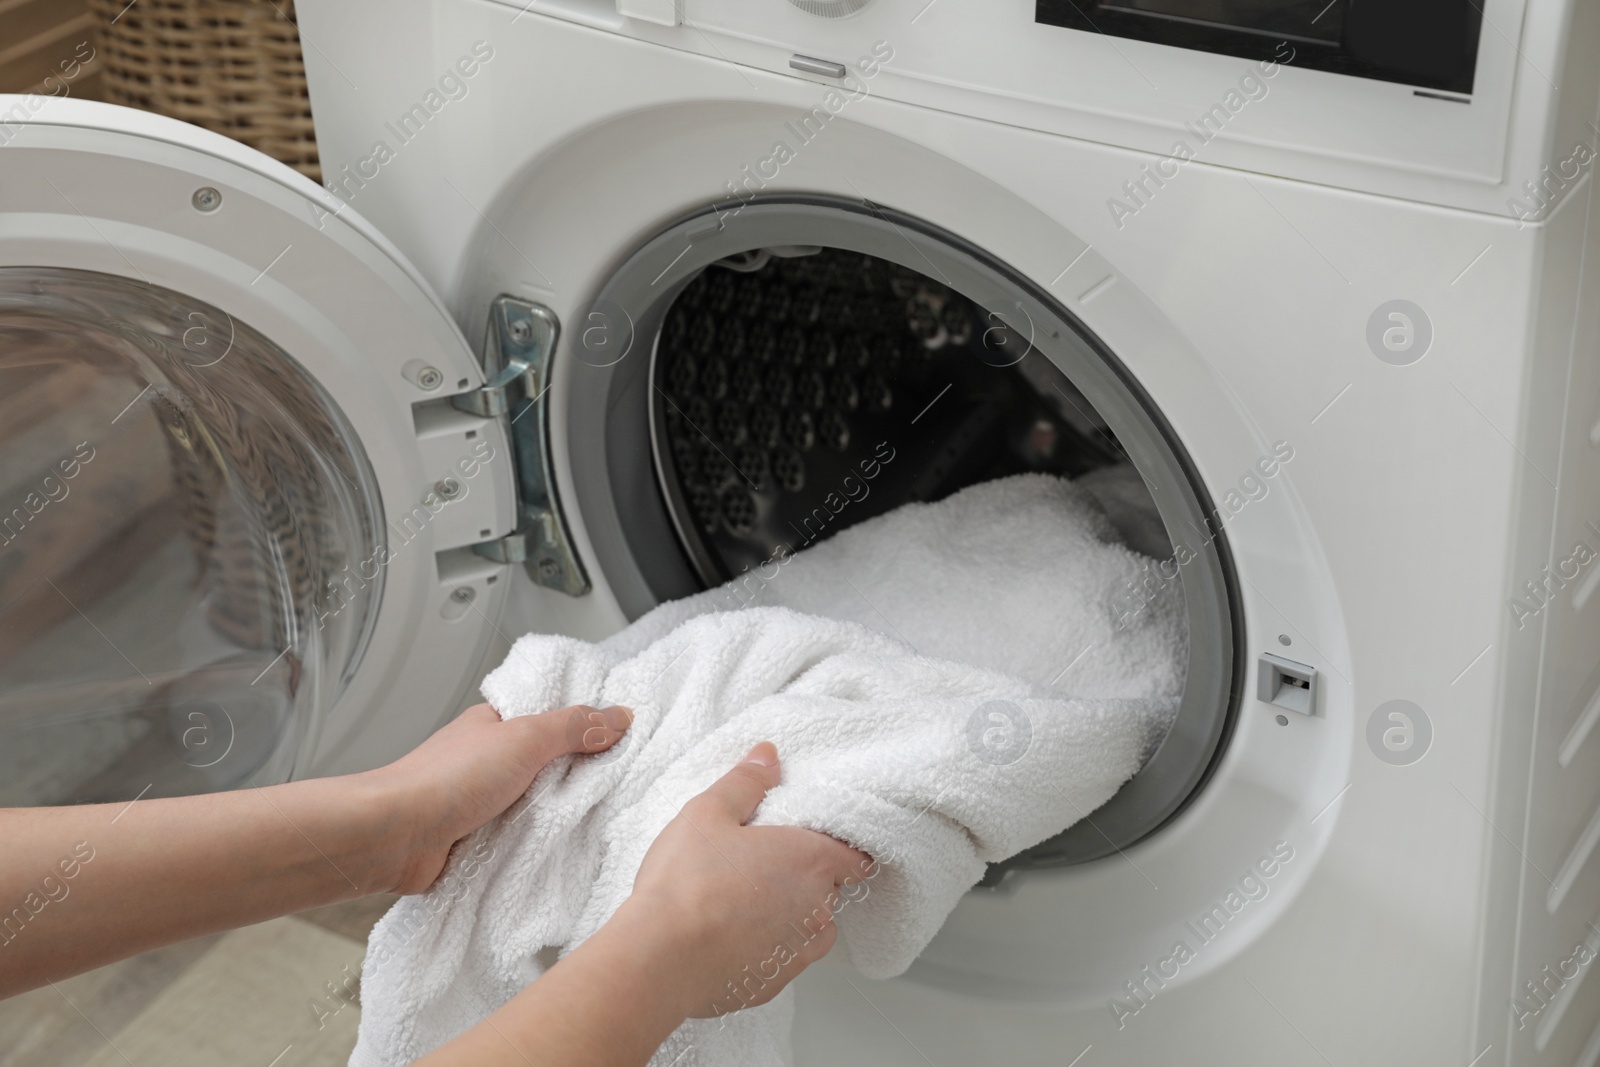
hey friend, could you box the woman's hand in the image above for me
[365,702,631,895]
[625,741,874,1019]
[416,742,875,1067]
[0,701,628,997]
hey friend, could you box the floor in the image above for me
[0,895,397,1067]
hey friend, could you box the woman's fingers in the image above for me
[472,703,633,772]
[768,827,870,887]
[692,742,781,825]
[773,824,874,888]
[626,743,893,1018]
[818,836,874,886]
[559,704,633,754]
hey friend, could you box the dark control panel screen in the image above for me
[1037,0,1482,94]
[1100,0,1343,45]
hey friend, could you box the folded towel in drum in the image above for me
[349,473,1188,1067]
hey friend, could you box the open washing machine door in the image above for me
[0,98,566,804]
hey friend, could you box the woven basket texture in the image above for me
[88,0,321,180]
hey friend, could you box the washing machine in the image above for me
[1,0,1598,1061]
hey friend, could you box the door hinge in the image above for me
[452,297,590,597]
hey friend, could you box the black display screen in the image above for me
[1037,0,1482,95]
[1100,0,1343,45]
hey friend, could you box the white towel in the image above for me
[606,469,1187,702]
[350,473,1187,1067]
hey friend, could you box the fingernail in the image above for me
[604,705,633,730]
[743,742,778,768]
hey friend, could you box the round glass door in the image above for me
[0,268,384,805]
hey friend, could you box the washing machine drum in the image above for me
[566,198,1243,868]
[653,247,1125,582]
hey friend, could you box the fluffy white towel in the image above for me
[350,473,1187,1067]
[605,469,1186,702]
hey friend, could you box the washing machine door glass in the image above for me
[0,268,383,805]
[0,99,510,804]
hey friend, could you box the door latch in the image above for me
[453,296,589,596]
[1258,653,1316,716]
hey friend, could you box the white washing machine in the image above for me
[1,0,1598,1062]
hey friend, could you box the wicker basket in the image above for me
[87,0,321,181]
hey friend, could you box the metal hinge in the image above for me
[452,297,590,596]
